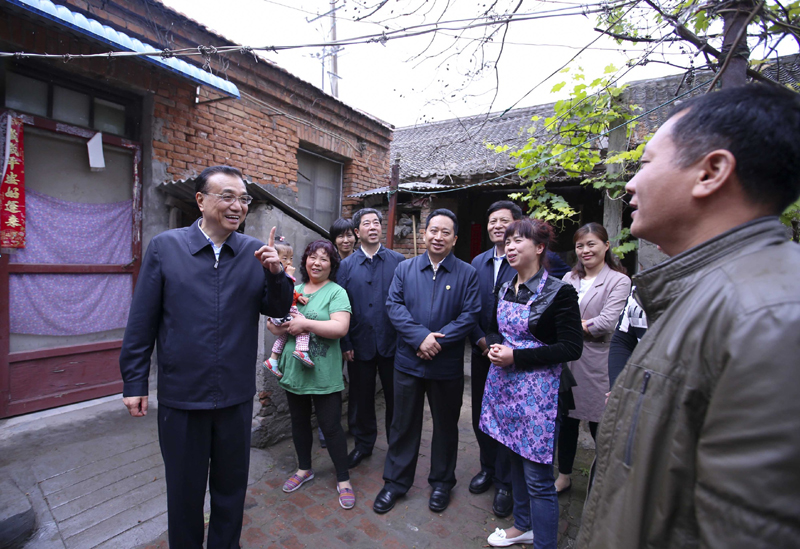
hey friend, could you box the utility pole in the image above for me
[386,155,400,250]
[329,0,339,97]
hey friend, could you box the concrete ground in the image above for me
[1,379,594,549]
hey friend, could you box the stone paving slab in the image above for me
[138,379,595,549]
[1,380,594,548]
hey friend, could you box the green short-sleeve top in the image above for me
[278,281,352,395]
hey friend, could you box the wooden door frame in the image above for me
[0,112,142,418]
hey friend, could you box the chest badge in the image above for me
[446,285,451,290]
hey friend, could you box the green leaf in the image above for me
[551,82,567,93]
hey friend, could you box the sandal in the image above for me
[263,358,282,379]
[337,485,356,509]
[282,470,314,493]
[292,349,315,368]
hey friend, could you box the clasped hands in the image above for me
[417,332,445,360]
[488,343,514,368]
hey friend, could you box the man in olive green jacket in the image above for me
[578,85,800,548]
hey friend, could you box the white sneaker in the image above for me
[487,527,534,547]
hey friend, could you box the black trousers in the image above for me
[350,355,395,454]
[158,399,253,549]
[285,390,350,482]
[557,415,598,475]
[345,361,357,432]
[382,369,464,494]
[471,350,512,491]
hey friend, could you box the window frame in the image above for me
[1,63,140,140]
[296,147,344,230]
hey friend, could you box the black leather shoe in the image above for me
[469,470,493,494]
[492,488,513,518]
[373,488,401,514]
[429,487,451,513]
[348,449,372,469]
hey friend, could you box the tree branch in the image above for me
[705,0,766,92]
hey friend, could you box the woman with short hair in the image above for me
[267,240,355,509]
[330,217,356,260]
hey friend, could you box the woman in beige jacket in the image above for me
[555,223,630,494]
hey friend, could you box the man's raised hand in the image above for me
[255,226,283,274]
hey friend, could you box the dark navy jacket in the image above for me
[386,251,480,380]
[119,222,293,409]
[338,245,405,360]
[469,248,515,348]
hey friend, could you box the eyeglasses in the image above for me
[202,192,253,205]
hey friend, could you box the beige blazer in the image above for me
[563,264,631,422]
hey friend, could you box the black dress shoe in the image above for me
[429,487,451,512]
[373,488,401,514]
[492,488,513,518]
[469,470,493,494]
[348,449,372,469]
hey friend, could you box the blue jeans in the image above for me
[509,418,560,549]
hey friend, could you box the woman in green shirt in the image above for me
[267,240,355,509]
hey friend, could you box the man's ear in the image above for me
[196,192,206,213]
[691,149,737,199]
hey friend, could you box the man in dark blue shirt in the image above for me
[338,208,405,469]
[120,166,292,549]
[374,209,480,515]
[468,200,520,517]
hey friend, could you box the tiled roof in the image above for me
[392,102,556,181]
[392,54,800,183]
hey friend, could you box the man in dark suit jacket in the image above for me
[120,166,293,549]
[374,209,480,515]
[468,200,521,517]
[338,208,405,469]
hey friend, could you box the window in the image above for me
[4,71,132,137]
[296,149,343,230]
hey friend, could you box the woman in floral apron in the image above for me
[480,218,583,548]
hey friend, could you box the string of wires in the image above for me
[0,0,636,60]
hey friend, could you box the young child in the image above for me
[264,238,314,379]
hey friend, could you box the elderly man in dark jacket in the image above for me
[338,207,405,469]
[374,208,480,515]
[119,166,293,549]
[578,85,800,548]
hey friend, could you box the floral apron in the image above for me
[479,271,561,464]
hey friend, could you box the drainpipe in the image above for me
[386,154,400,249]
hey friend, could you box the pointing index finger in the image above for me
[268,226,276,248]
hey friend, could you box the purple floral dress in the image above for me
[479,271,562,464]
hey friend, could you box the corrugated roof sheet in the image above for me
[10,0,240,98]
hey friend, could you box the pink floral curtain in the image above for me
[10,189,133,336]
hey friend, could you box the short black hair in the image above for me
[426,208,459,234]
[353,208,383,229]
[194,165,244,194]
[299,240,340,283]
[667,84,800,214]
[487,200,523,220]
[329,217,355,241]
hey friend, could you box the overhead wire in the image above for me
[0,0,637,60]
